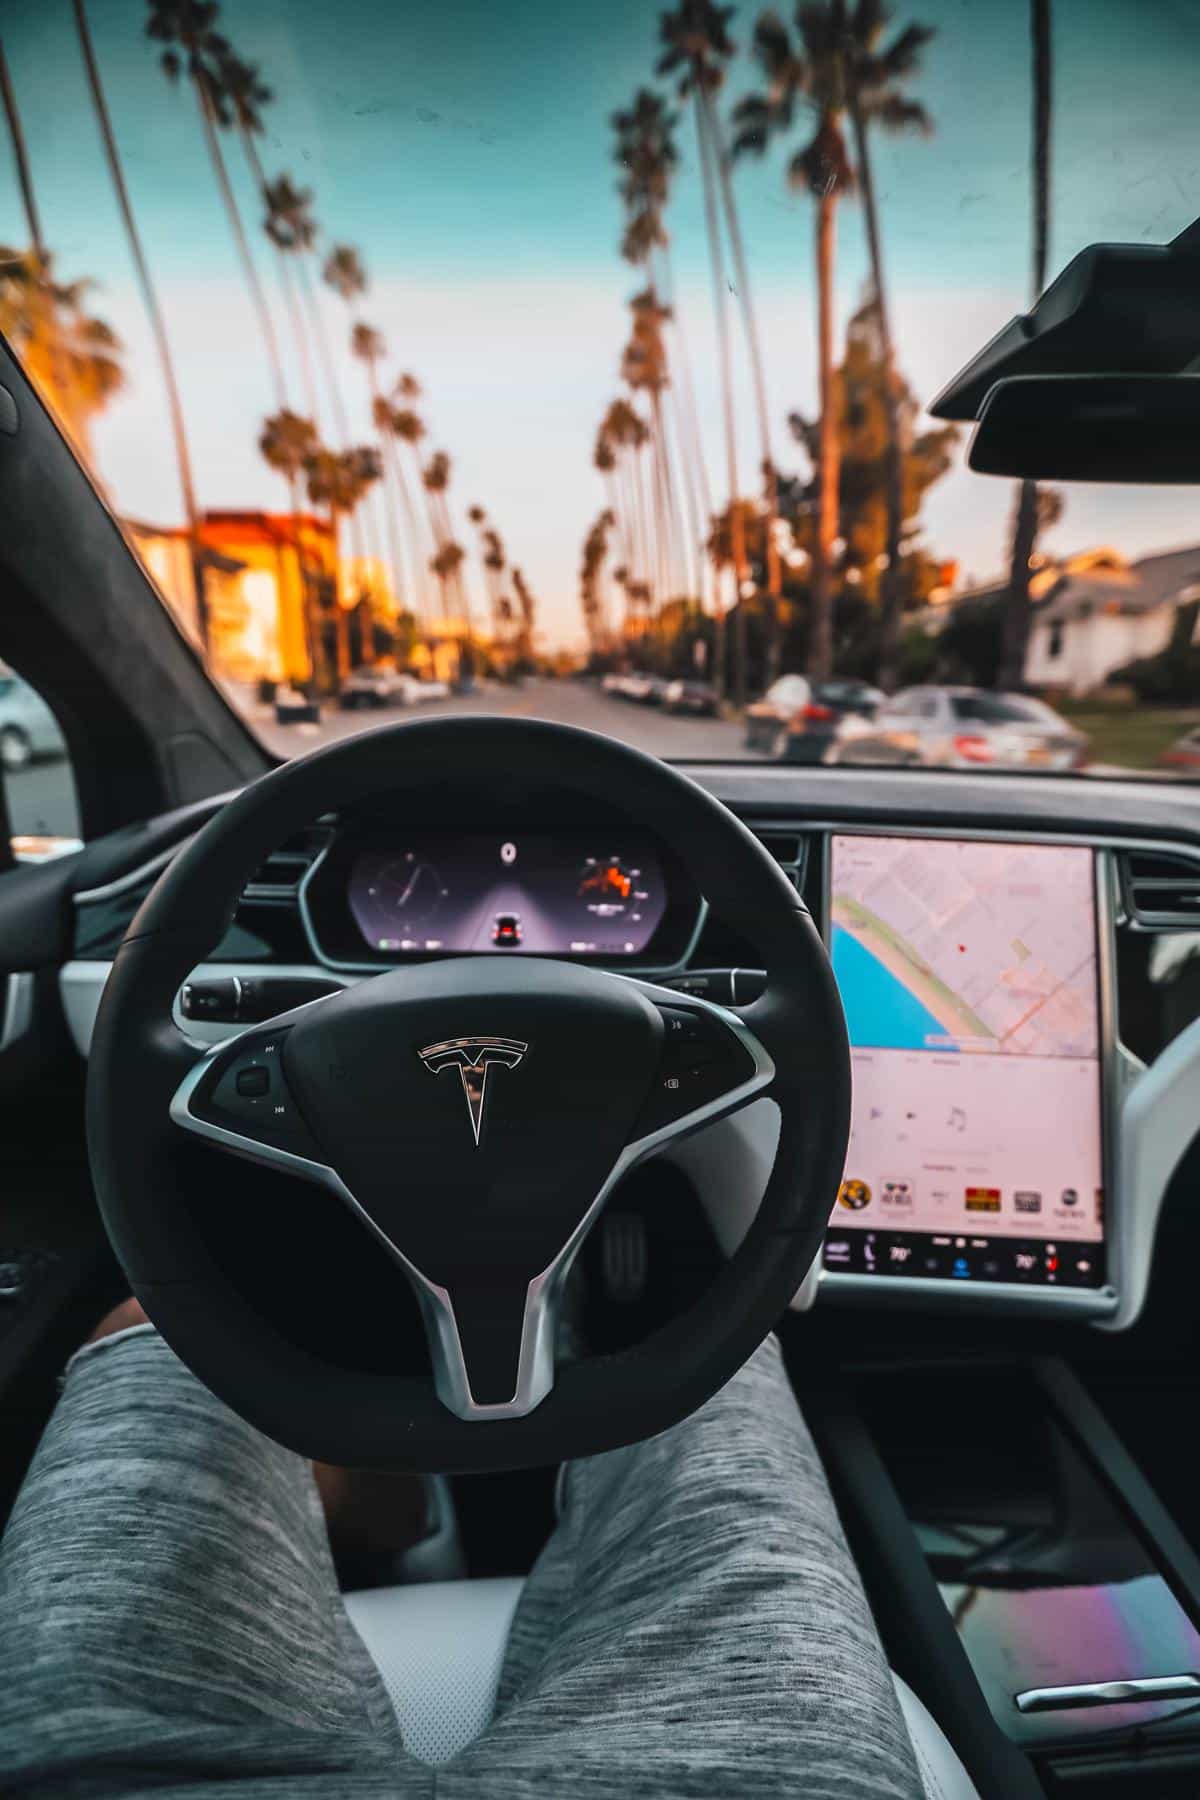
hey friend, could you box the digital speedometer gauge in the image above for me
[346,834,668,956]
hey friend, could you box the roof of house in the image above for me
[939,543,1200,625]
[1033,544,1200,622]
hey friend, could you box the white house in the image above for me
[1023,546,1200,694]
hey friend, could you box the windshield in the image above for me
[3,0,1198,779]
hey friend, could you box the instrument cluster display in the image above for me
[346,835,669,957]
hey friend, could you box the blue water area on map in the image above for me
[831,924,955,1052]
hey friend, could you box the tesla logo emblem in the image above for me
[418,1037,528,1146]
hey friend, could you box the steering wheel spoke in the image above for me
[624,984,775,1155]
[171,1014,328,1172]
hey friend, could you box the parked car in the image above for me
[0,671,67,770]
[411,676,452,702]
[1158,726,1200,772]
[340,666,410,710]
[663,678,720,717]
[273,685,321,726]
[745,674,884,764]
[832,686,1089,771]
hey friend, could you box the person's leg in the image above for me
[447,1334,923,1800]
[0,1315,430,1800]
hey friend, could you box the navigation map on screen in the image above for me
[824,835,1105,1288]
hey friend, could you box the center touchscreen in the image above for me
[824,835,1106,1289]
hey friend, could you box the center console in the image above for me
[804,1356,1200,1798]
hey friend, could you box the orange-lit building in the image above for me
[125,510,340,687]
[124,510,477,688]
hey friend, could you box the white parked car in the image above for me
[0,671,66,771]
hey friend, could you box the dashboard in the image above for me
[59,764,1200,1332]
[324,831,674,962]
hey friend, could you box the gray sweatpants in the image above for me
[0,1328,922,1798]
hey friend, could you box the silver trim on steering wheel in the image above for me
[168,982,774,1424]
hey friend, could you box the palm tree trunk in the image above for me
[810,190,839,682]
[0,39,44,256]
[361,357,412,618]
[72,0,210,653]
[297,256,350,443]
[849,105,907,694]
[195,87,288,413]
[656,247,719,672]
[1001,0,1053,691]
[192,85,323,684]
[392,445,432,629]
[234,128,323,431]
[706,97,783,685]
[693,94,745,706]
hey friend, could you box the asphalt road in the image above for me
[249,677,751,764]
[3,683,751,846]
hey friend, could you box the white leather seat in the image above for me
[343,1577,982,1797]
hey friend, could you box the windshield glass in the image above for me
[3,0,1198,778]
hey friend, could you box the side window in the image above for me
[0,665,81,859]
[914,695,941,720]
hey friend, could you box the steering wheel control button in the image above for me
[188,1030,322,1160]
[636,1003,757,1135]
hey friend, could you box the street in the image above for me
[3,681,749,847]
[248,678,749,764]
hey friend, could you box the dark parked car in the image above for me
[744,675,884,764]
[664,678,719,716]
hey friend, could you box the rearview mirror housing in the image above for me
[930,220,1200,423]
[967,375,1200,483]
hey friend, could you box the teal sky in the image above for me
[4,0,1200,645]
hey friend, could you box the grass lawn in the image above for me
[1057,702,1200,771]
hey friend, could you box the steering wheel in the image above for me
[86,718,850,1471]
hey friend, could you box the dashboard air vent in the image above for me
[1120,847,1200,927]
[242,826,332,904]
[749,827,809,891]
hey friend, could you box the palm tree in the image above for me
[72,0,210,651]
[621,289,677,605]
[423,450,474,664]
[600,397,654,613]
[351,324,412,615]
[390,400,432,595]
[842,1,935,688]
[145,1,289,414]
[302,442,382,673]
[613,91,720,599]
[0,247,124,460]
[262,174,325,427]
[0,35,124,458]
[657,1,749,702]
[466,506,508,653]
[0,37,45,257]
[511,567,537,665]
[320,243,366,443]
[321,248,386,593]
[258,408,327,685]
[1000,0,1053,690]
[732,3,858,680]
[218,49,322,424]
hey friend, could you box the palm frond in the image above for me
[879,21,935,79]
[869,92,933,134]
[850,0,891,48]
